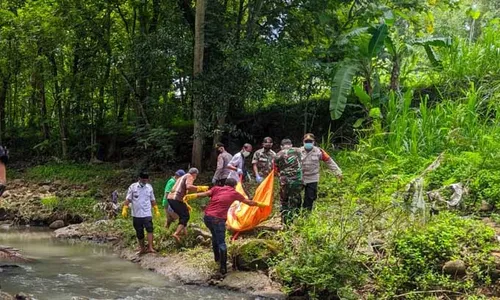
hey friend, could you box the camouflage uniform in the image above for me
[252,149,276,178]
[275,147,303,224]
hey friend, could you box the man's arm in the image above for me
[251,151,259,177]
[227,155,242,172]
[150,187,157,206]
[183,190,212,202]
[213,155,224,181]
[186,175,199,192]
[320,149,342,177]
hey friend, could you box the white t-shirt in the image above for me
[227,152,244,182]
[126,182,155,218]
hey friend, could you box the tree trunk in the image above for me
[191,0,206,169]
[48,53,68,159]
[390,59,400,92]
[107,89,129,160]
[32,46,50,140]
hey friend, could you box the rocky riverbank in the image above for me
[0,178,285,299]
[54,223,285,299]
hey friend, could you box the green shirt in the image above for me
[162,177,176,206]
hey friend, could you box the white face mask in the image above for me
[242,150,250,158]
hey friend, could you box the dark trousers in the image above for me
[203,215,227,261]
[303,182,318,210]
[280,183,303,224]
[132,217,153,240]
[168,199,190,226]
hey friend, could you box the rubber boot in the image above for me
[219,249,227,275]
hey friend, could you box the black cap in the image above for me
[139,172,149,179]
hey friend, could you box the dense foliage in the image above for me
[2,0,500,298]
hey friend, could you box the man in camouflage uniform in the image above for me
[252,137,276,183]
[274,139,303,225]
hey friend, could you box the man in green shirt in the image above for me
[163,169,185,229]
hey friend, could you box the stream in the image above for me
[0,227,254,300]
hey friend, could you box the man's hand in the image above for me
[256,175,263,183]
[153,205,160,218]
[237,168,243,175]
[197,186,209,192]
[255,202,267,208]
[121,205,128,218]
[212,178,217,185]
[183,194,198,202]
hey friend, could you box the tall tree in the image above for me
[191,0,206,169]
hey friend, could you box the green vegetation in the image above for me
[2,0,500,298]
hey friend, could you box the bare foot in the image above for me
[147,248,156,253]
[172,234,181,243]
[135,249,147,255]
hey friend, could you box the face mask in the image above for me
[242,150,250,158]
[139,182,146,187]
[304,143,314,150]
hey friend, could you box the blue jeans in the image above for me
[204,215,227,261]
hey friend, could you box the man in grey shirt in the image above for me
[122,172,160,254]
[212,142,233,186]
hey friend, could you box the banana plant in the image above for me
[329,11,452,121]
[330,23,388,120]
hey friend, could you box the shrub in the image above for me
[374,213,497,298]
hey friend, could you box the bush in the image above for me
[470,170,500,208]
[375,213,497,298]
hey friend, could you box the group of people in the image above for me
[213,133,343,223]
[122,132,342,275]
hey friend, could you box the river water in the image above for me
[0,228,254,300]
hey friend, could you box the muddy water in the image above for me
[0,228,253,300]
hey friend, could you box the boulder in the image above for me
[49,220,65,230]
[231,239,279,271]
[480,201,493,212]
[442,259,466,276]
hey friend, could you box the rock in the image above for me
[49,220,65,230]
[218,271,286,299]
[0,291,14,300]
[118,160,132,169]
[232,239,279,271]
[14,292,30,300]
[55,224,84,239]
[195,235,205,244]
[53,180,63,187]
[442,259,466,276]
[480,201,493,212]
[191,226,212,239]
[40,185,51,193]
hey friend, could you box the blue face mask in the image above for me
[304,142,314,150]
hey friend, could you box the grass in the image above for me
[25,162,123,185]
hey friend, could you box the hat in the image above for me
[139,172,149,179]
[281,138,292,146]
[303,133,315,141]
[188,167,199,174]
[175,169,186,176]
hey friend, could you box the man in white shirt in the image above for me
[227,143,253,182]
[122,172,160,254]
